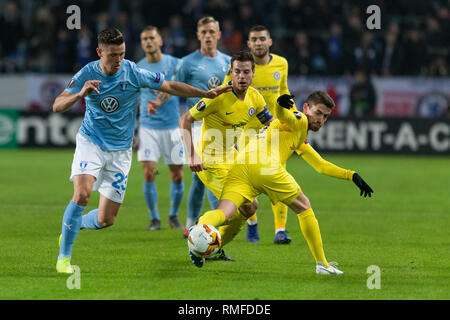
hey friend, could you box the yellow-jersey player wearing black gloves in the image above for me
[224,25,297,244]
[191,91,374,273]
[179,51,273,265]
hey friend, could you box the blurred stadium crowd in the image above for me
[0,0,448,76]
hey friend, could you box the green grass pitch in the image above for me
[0,149,448,300]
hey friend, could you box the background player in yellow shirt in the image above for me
[224,25,296,244]
[191,91,374,273]
[179,51,273,265]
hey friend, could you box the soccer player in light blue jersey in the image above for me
[175,16,231,234]
[52,28,231,274]
[136,26,185,231]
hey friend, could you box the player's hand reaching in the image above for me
[352,173,374,197]
[80,80,101,97]
[189,153,208,173]
[205,85,233,99]
[147,100,158,114]
[277,94,295,109]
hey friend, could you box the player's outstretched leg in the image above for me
[56,201,85,273]
[272,202,292,244]
[288,192,343,274]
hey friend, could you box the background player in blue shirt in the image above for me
[52,28,231,274]
[175,16,231,234]
[136,26,185,231]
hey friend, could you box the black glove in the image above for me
[352,173,374,198]
[277,94,295,109]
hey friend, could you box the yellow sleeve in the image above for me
[297,143,355,180]
[222,64,232,84]
[275,104,306,131]
[189,98,217,121]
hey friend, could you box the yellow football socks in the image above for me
[297,208,329,268]
[219,211,248,246]
[272,202,288,231]
[198,209,226,228]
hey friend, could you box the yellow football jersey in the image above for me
[239,107,308,166]
[189,85,270,168]
[224,53,296,127]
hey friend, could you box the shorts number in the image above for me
[112,173,128,191]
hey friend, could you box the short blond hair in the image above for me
[197,16,220,31]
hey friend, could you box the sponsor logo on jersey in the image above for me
[100,96,120,113]
[208,76,221,89]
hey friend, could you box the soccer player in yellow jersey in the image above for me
[191,91,374,273]
[224,25,297,244]
[179,51,274,264]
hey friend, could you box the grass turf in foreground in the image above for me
[0,149,448,299]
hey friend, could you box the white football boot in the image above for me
[316,262,343,275]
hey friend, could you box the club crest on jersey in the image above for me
[274,72,280,80]
[120,80,127,90]
[79,161,88,172]
[248,107,255,116]
[208,76,221,89]
[196,101,206,111]
[100,96,120,113]
[293,111,302,119]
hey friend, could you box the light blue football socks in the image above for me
[80,209,103,230]
[143,181,160,221]
[206,189,219,210]
[169,181,184,217]
[58,200,85,260]
[186,173,205,227]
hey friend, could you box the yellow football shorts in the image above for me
[220,163,302,208]
[195,165,232,200]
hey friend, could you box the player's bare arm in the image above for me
[53,80,101,113]
[159,80,231,99]
[179,111,207,172]
[147,92,171,114]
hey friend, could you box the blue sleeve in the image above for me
[137,67,165,90]
[64,67,88,95]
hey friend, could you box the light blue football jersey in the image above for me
[176,50,230,112]
[65,59,165,151]
[137,54,181,130]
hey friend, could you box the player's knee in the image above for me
[98,216,115,228]
[170,172,183,184]
[72,190,91,206]
[238,200,258,218]
[289,193,311,213]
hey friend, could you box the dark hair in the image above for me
[141,25,161,36]
[231,50,255,70]
[305,91,335,109]
[249,25,270,37]
[98,28,124,47]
